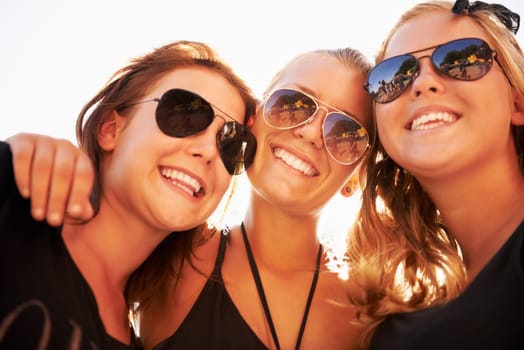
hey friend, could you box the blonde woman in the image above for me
[349,0,524,348]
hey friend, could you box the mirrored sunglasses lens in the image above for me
[432,38,493,81]
[367,55,418,103]
[156,89,215,138]
[217,122,257,175]
[264,89,317,128]
[323,113,369,164]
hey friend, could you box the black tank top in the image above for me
[370,220,524,350]
[153,230,268,349]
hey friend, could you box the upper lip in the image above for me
[406,105,461,130]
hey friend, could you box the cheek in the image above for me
[375,105,400,154]
[251,115,268,137]
[332,162,357,184]
[121,115,164,149]
[375,102,396,125]
[251,118,274,159]
[375,104,390,130]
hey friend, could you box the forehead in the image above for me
[385,11,493,58]
[277,54,351,93]
[150,66,246,123]
[274,53,372,127]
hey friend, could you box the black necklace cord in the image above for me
[240,222,322,350]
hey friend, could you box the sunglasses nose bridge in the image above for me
[212,114,227,128]
[303,104,327,125]
[403,54,433,86]
[315,105,329,116]
[407,54,447,95]
[417,51,458,83]
[292,106,325,150]
[186,118,223,156]
[417,54,436,75]
[302,105,328,130]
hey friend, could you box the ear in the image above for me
[246,113,256,128]
[510,88,524,126]
[247,101,263,128]
[340,172,360,197]
[97,110,127,151]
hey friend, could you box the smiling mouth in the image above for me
[272,147,319,176]
[410,112,458,131]
[160,167,205,198]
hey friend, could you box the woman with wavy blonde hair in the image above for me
[348,0,524,348]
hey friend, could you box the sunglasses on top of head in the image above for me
[262,88,370,165]
[119,88,257,175]
[364,38,499,104]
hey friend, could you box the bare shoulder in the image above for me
[304,270,366,349]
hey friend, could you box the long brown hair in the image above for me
[74,40,256,320]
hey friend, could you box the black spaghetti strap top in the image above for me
[153,230,268,350]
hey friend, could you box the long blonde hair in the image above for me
[346,0,524,345]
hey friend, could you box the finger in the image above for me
[45,139,78,226]
[64,149,95,222]
[29,137,57,221]
[6,133,37,198]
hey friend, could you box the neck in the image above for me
[418,155,524,276]
[240,192,321,270]
[62,203,169,291]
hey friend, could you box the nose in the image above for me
[410,56,446,99]
[293,107,324,149]
[186,119,221,167]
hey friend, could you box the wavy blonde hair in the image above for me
[345,0,524,346]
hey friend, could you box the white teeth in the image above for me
[160,168,203,196]
[273,147,318,176]
[411,112,457,131]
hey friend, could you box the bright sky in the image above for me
[2,0,522,142]
[1,0,523,271]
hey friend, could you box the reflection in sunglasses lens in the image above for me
[366,38,494,103]
[156,89,215,138]
[218,123,257,175]
[432,38,493,82]
[366,55,418,104]
[264,89,316,128]
[324,113,369,164]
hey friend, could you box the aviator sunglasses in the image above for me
[263,88,370,165]
[119,88,257,175]
[364,38,498,103]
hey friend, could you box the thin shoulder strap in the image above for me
[241,222,282,350]
[210,228,230,280]
[295,243,322,349]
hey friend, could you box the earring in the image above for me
[341,184,355,197]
